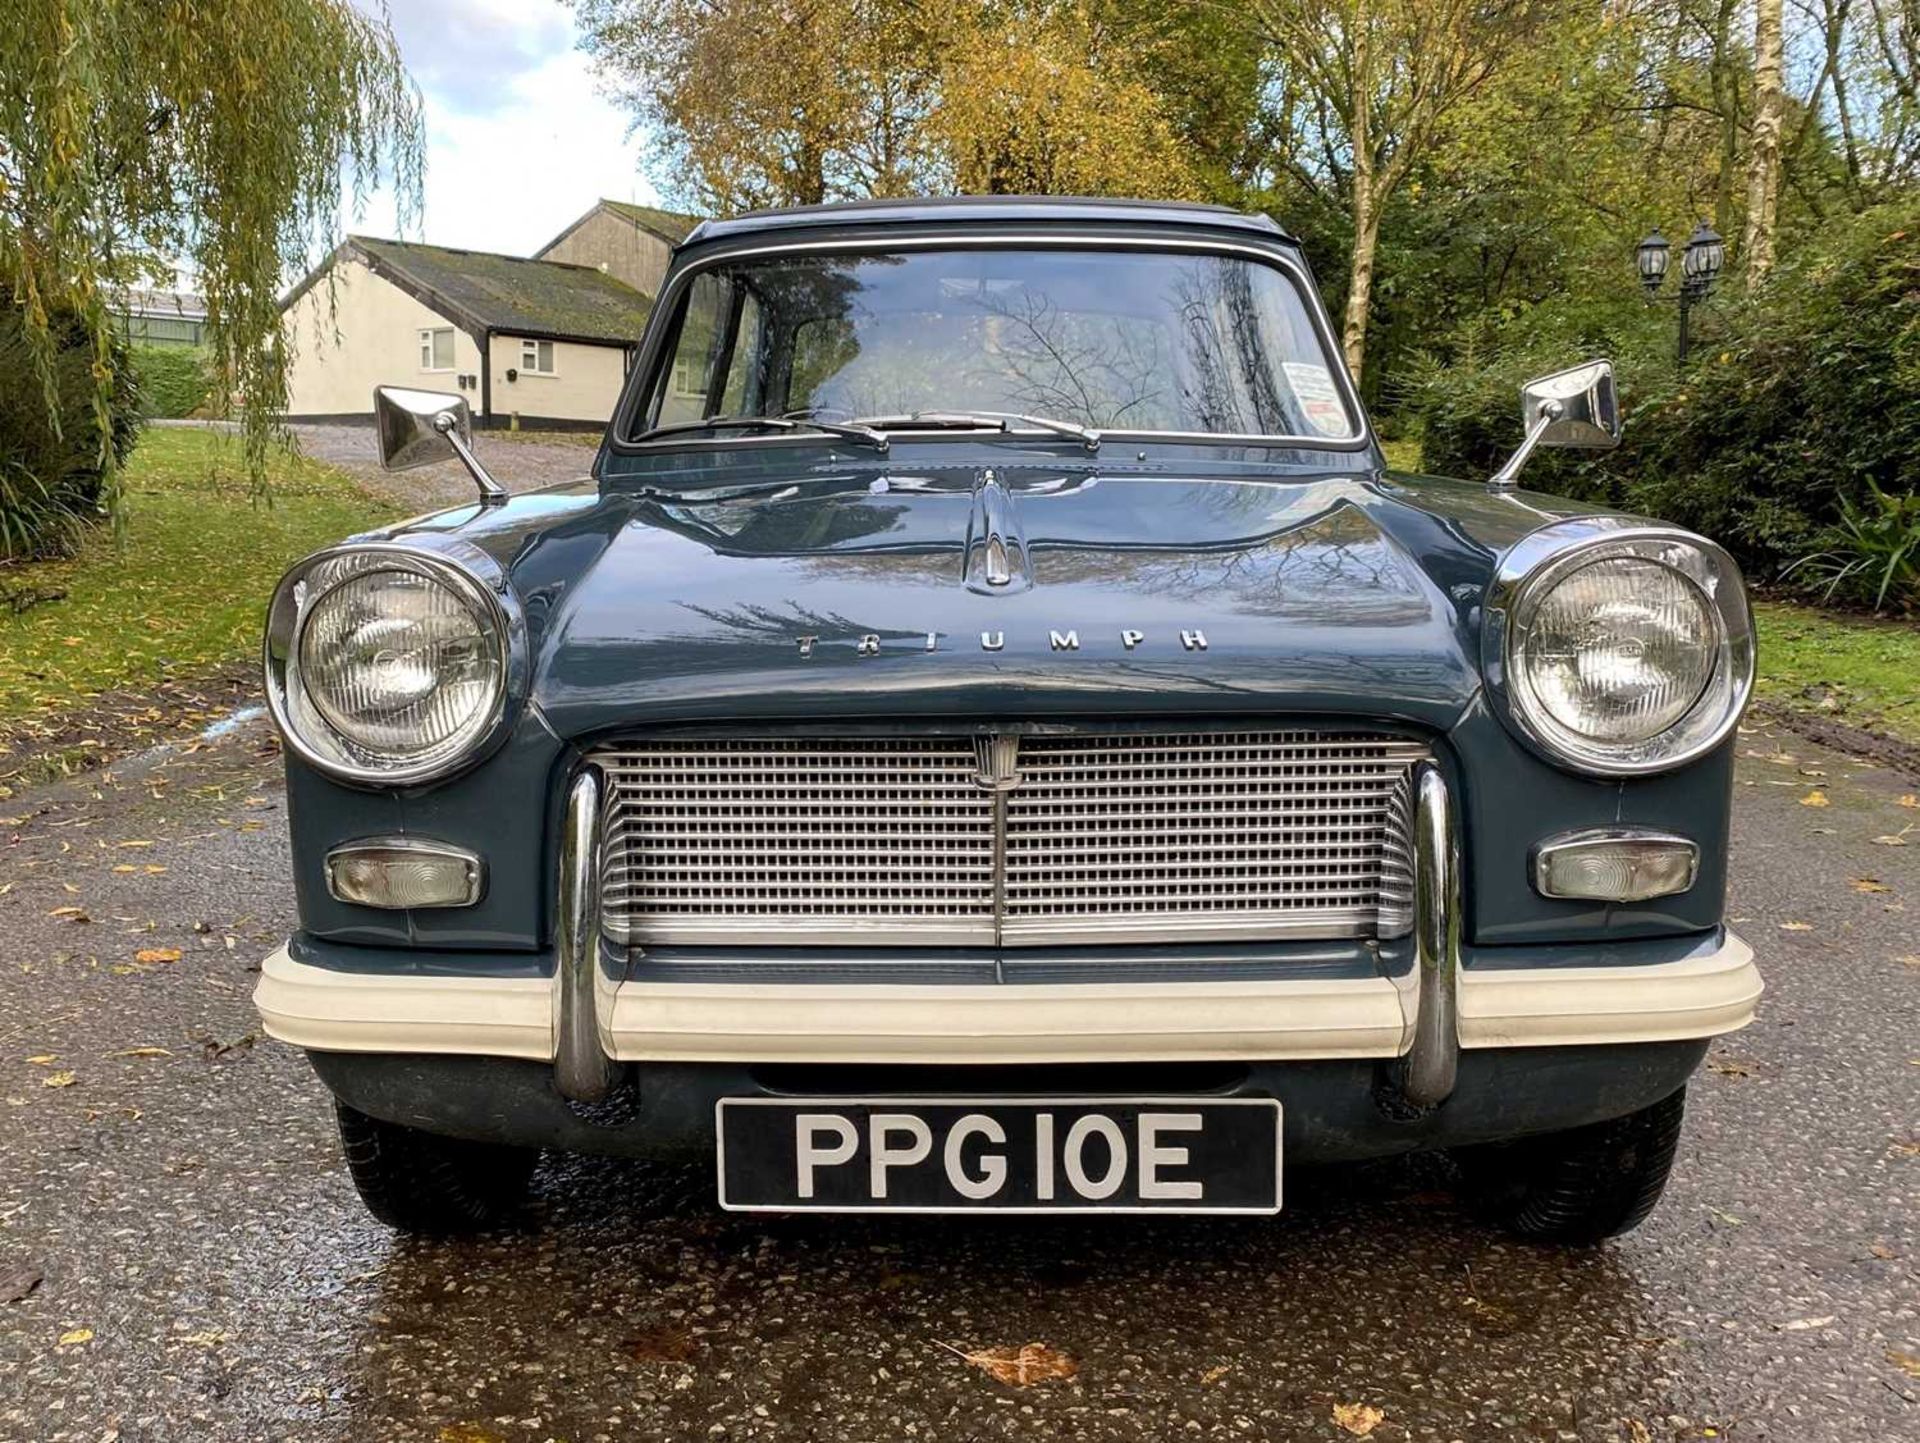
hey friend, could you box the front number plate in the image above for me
[715,1097,1281,1214]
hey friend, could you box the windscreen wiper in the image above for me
[630,414,889,452]
[849,410,1101,453]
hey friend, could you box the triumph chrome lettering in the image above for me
[788,629,1210,656]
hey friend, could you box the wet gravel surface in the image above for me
[285,422,596,509]
[0,718,1914,1441]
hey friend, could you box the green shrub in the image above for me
[1410,203,1920,579]
[1782,482,1920,614]
[131,344,215,419]
[0,307,144,560]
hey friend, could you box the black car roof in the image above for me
[684,195,1294,246]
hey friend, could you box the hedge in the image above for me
[0,308,143,560]
[1412,202,1920,582]
[132,344,215,419]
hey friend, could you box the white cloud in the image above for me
[341,1,668,258]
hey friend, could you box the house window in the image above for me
[419,327,454,371]
[519,338,555,375]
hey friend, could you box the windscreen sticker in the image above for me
[1281,362,1352,438]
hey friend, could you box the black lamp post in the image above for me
[1637,221,1724,362]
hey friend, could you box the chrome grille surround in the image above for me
[594,730,1429,948]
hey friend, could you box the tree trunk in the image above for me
[1342,2,1375,383]
[1742,0,1785,286]
[1343,177,1379,383]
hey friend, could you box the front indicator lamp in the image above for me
[1532,828,1698,902]
[326,839,485,909]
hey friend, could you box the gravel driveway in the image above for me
[0,718,1915,1441]
[286,421,596,508]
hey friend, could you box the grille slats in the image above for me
[594,731,1425,948]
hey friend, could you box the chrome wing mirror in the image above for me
[372,385,506,506]
[1488,360,1620,490]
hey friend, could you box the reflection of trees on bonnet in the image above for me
[653,481,1433,631]
[673,598,877,642]
[1116,503,1430,625]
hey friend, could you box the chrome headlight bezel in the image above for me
[1484,519,1755,776]
[264,540,525,788]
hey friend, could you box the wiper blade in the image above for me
[630,414,888,452]
[849,410,1101,453]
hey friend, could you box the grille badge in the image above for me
[972,732,1024,793]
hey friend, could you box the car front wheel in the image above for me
[334,1101,539,1234]
[1453,1087,1687,1244]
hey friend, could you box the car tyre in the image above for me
[1453,1087,1687,1245]
[335,1101,538,1235]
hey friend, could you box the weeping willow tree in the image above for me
[0,0,422,550]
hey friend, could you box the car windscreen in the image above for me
[636,246,1359,443]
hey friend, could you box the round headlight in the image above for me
[1490,524,1754,775]
[266,546,514,786]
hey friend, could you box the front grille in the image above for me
[594,730,1427,948]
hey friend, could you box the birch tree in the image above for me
[1742,0,1787,282]
[1243,0,1550,382]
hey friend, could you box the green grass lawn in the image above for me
[0,426,396,731]
[1752,600,1920,748]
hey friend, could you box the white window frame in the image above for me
[419,327,455,372]
[519,337,556,376]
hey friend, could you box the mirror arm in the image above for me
[1488,399,1565,491]
[433,412,507,506]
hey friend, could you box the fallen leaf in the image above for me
[1888,1349,1920,1379]
[1873,830,1912,846]
[56,1327,93,1347]
[1332,1401,1386,1437]
[1706,1207,1745,1227]
[624,1326,697,1363]
[110,1047,171,1059]
[1,1264,43,1303]
[42,1071,75,1089]
[1779,921,1814,931]
[133,948,181,965]
[437,1428,508,1443]
[1623,1422,1653,1443]
[1200,1364,1232,1384]
[941,1340,1079,1387]
[1708,1057,1756,1079]
[1851,878,1892,893]
[1778,1315,1837,1331]
[1870,1242,1896,1260]
[46,906,88,923]
[1800,790,1830,808]
[1897,795,1917,809]
[24,1056,55,1066]
[1899,956,1920,970]
[1891,1137,1920,1158]
[176,1329,227,1347]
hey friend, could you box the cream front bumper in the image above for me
[253,929,1759,1064]
[255,766,1761,1099]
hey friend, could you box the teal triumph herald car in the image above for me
[257,197,1760,1238]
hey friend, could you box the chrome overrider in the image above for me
[554,770,618,1103]
[1403,761,1460,1109]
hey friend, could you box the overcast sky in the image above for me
[342,0,669,257]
